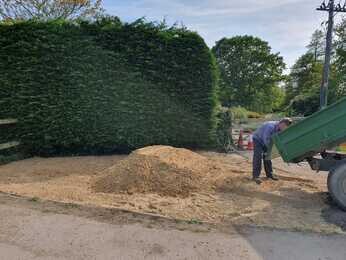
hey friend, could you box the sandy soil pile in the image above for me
[93,146,225,197]
[0,150,340,234]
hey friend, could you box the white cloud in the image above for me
[108,0,306,17]
[103,0,340,68]
[132,0,304,16]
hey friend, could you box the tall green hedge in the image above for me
[0,18,218,155]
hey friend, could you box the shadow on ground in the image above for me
[321,194,346,232]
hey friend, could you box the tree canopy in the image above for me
[306,29,325,62]
[0,0,103,21]
[212,35,285,113]
[335,18,346,97]
[285,19,345,116]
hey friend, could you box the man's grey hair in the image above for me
[280,117,293,126]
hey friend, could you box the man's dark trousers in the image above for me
[252,137,273,179]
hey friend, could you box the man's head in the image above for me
[278,117,293,131]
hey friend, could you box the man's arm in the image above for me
[264,139,274,160]
[263,124,276,147]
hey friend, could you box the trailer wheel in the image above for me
[328,164,346,211]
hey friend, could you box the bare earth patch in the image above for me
[0,146,342,234]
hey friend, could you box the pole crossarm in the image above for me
[317,0,346,12]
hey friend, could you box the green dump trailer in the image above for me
[273,97,346,211]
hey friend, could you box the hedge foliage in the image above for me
[0,18,218,155]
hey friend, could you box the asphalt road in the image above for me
[0,194,345,260]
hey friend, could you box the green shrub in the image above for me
[215,107,233,152]
[230,106,248,123]
[0,154,23,165]
[0,143,23,165]
[230,106,263,121]
[289,94,320,116]
[247,111,262,119]
[0,18,218,155]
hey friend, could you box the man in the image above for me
[252,118,292,184]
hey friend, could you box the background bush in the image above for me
[229,106,248,123]
[215,106,233,152]
[228,106,263,123]
[288,93,320,116]
[247,111,262,119]
[0,18,218,155]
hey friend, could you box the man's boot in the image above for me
[252,177,262,185]
[267,174,279,181]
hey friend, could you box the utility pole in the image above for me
[317,0,346,109]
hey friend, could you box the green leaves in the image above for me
[0,19,218,156]
[285,19,346,116]
[212,36,285,113]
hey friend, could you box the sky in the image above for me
[102,0,342,69]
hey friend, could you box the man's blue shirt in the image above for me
[253,121,280,147]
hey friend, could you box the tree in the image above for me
[307,29,325,61]
[285,52,338,116]
[335,17,346,49]
[287,53,323,98]
[212,36,285,113]
[335,18,346,98]
[285,53,323,115]
[0,0,103,21]
[285,19,345,116]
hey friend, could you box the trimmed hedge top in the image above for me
[0,18,218,155]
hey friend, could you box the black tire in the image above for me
[327,163,346,211]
